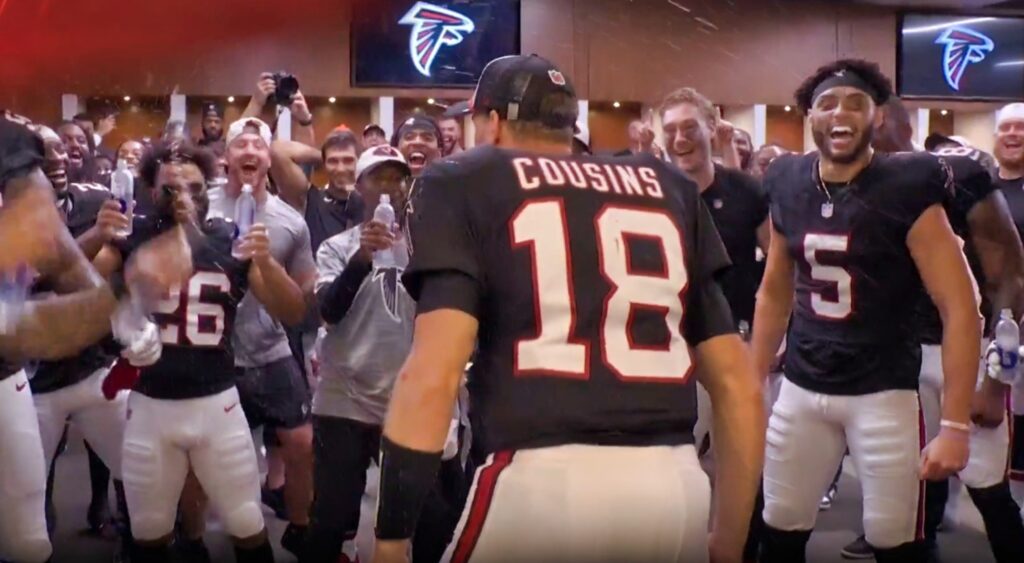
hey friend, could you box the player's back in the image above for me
[119,215,250,399]
[407,145,731,454]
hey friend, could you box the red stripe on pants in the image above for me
[451,451,515,563]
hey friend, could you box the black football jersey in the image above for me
[702,164,768,328]
[120,216,250,400]
[31,183,120,394]
[996,173,1024,244]
[767,152,950,395]
[914,148,996,345]
[403,145,734,454]
[0,112,44,380]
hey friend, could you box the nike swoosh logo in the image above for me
[15,382,27,392]
[224,402,239,413]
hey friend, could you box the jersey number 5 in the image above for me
[155,272,231,347]
[511,199,692,382]
[803,233,852,319]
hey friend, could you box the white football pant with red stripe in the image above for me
[763,378,925,549]
[0,370,52,562]
[443,443,710,563]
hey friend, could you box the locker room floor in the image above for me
[47,428,995,563]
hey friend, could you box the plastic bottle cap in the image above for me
[241,184,253,194]
[116,159,128,170]
[380,194,391,204]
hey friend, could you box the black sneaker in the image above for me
[260,485,288,521]
[840,535,874,560]
[280,523,307,559]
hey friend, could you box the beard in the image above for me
[813,127,873,165]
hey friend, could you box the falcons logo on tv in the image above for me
[934,26,994,92]
[399,1,475,78]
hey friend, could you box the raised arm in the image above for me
[270,139,321,212]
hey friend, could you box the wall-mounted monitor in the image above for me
[352,0,521,88]
[899,13,1024,100]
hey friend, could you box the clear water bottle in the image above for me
[110,160,134,237]
[111,294,150,347]
[372,194,397,269]
[0,264,31,335]
[994,308,1020,384]
[232,184,256,260]
[738,320,751,342]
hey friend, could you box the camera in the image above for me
[271,72,300,106]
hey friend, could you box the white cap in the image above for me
[356,144,410,182]
[996,103,1024,131]
[226,117,272,147]
[948,135,973,148]
[32,125,60,143]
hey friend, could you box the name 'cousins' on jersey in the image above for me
[403,144,735,454]
[767,150,951,395]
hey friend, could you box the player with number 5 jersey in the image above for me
[371,55,766,563]
[752,60,982,563]
[92,143,303,563]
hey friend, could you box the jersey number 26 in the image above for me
[155,272,231,347]
[512,200,692,382]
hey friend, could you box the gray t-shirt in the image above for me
[313,226,414,424]
[218,193,316,368]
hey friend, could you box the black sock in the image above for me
[873,539,926,563]
[743,484,765,562]
[130,542,171,563]
[967,481,1024,563]
[234,540,275,563]
[759,525,811,563]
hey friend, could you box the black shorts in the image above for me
[235,356,311,431]
[1012,414,1024,482]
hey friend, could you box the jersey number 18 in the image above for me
[511,199,693,382]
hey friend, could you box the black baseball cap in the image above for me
[442,101,470,119]
[470,55,578,129]
[363,123,386,137]
[201,101,224,119]
[924,132,968,152]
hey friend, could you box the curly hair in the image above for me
[139,142,218,190]
[793,59,893,114]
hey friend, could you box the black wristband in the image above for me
[375,436,443,540]
[108,270,129,300]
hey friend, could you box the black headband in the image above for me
[811,70,882,104]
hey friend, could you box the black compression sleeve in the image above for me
[375,436,443,540]
[415,271,482,318]
[318,255,373,324]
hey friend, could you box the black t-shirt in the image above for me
[0,111,44,381]
[767,152,950,395]
[403,145,734,454]
[915,149,996,344]
[701,164,767,327]
[31,183,119,394]
[996,173,1024,242]
[305,187,364,254]
[118,215,250,400]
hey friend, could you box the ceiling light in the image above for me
[613,101,621,108]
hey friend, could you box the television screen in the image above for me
[352,0,521,88]
[899,14,1024,100]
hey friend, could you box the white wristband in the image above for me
[940,419,970,433]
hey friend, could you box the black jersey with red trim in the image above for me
[402,145,734,454]
[31,183,120,394]
[766,151,950,395]
[915,148,996,345]
[119,215,250,400]
[0,111,44,381]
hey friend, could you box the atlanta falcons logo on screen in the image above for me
[934,26,994,91]
[399,2,475,78]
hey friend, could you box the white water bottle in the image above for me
[110,160,134,237]
[0,264,31,335]
[232,184,256,260]
[994,308,1020,384]
[372,195,397,268]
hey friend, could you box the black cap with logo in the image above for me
[201,101,224,119]
[470,55,578,129]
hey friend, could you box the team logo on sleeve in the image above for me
[399,2,475,78]
[935,27,994,91]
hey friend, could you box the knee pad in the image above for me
[222,500,265,540]
[3,535,52,563]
